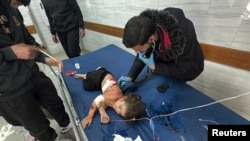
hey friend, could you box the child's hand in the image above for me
[100,112,110,124]
[81,116,93,128]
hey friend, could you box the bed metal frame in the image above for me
[50,66,88,141]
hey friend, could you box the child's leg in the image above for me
[74,74,86,79]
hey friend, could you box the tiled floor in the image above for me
[1,49,249,141]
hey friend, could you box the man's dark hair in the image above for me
[139,8,187,59]
[123,16,156,48]
[17,0,31,6]
[123,93,145,124]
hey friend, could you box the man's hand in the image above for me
[10,43,39,60]
[118,76,132,88]
[39,44,47,50]
[44,58,64,72]
[79,28,85,38]
[138,51,155,68]
[52,35,58,43]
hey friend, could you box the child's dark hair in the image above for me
[123,93,145,124]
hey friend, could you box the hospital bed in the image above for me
[58,44,250,141]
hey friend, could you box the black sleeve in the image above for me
[68,0,84,29]
[41,1,56,35]
[128,55,146,81]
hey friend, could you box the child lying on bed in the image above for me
[74,67,145,128]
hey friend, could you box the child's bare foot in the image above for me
[74,74,86,79]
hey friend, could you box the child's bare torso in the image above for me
[101,74,123,107]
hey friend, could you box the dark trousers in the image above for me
[57,27,81,58]
[34,72,70,127]
[83,67,111,91]
[0,72,70,141]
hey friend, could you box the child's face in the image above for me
[113,97,128,117]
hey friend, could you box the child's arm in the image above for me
[81,95,106,128]
[98,106,110,124]
[81,102,97,128]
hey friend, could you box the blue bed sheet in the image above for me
[61,44,249,141]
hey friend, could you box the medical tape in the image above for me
[101,79,117,92]
[94,95,104,107]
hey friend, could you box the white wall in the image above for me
[20,0,250,54]
[77,0,250,52]
[19,2,64,54]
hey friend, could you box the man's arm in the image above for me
[15,8,38,46]
[15,8,48,62]
[41,2,56,35]
[68,0,84,29]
